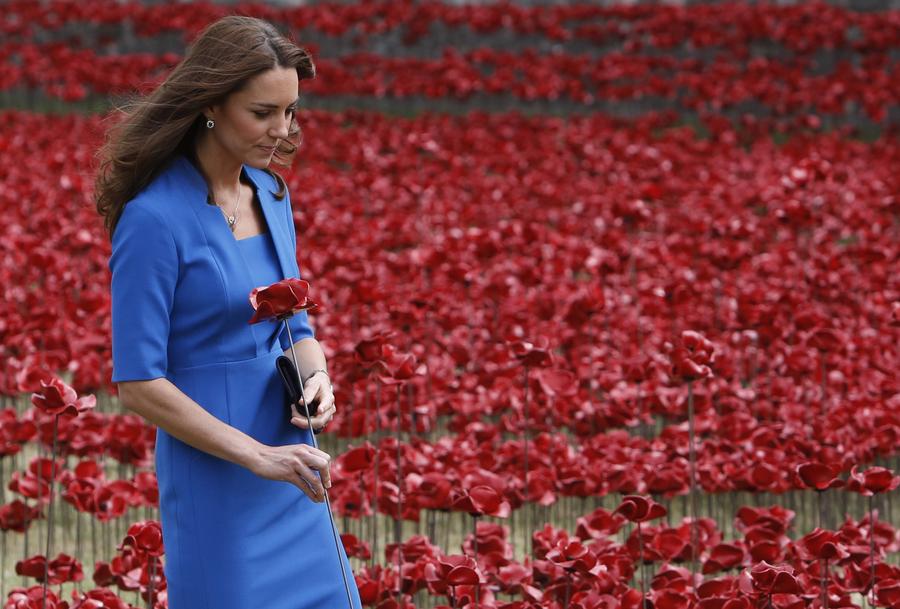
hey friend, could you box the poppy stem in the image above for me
[522,363,530,557]
[395,384,403,604]
[817,490,824,529]
[687,380,699,587]
[473,514,480,606]
[285,321,355,609]
[90,512,96,580]
[563,575,571,609]
[23,524,28,586]
[42,413,59,609]
[819,353,828,415]
[869,494,876,608]
[636,520,646,602]
[148,554,156,609]
[472,514,478,560]
[373,378,381,567]
[1,530,6,598]
[75,509,81,578]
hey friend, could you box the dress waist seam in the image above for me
[168,349,282,372]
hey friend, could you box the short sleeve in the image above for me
[109,204,178,382]
[280,187,315,350]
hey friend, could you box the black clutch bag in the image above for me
[275,355,321,434]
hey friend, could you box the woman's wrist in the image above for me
[304,369,331,388]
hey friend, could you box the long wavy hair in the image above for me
[95,15,315,238]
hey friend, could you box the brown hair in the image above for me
[95,15,315,237]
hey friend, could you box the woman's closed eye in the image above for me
[254,108,295,119]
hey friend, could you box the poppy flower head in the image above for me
[545,538,599,575]
[340,533,372,560]
[806,327,846,353]
[846,465,900,496]
[248,278,316,324]
[121,520,164,557]
[4,585,68,609]
[507,337,553,368]
[748,561,802,594]
[666,331,716,382]
[451,485,511,518]
[354,331,395,366]
[31,378,95,418]
[796,528,848,561]
[794,462,844,491]
[614,495,667,523]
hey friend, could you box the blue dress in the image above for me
[108,155,361,609]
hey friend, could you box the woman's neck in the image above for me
[192,133,243,198]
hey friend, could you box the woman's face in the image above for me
[205,65,299,168]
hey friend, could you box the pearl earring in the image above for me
[206,118,215,129]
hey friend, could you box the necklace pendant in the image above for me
[227,215,236,227]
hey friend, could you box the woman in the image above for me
[95,16,361,609]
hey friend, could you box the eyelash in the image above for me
[254,109,296,119]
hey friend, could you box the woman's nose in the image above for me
[271,115,291,140]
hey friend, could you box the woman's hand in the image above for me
[290,371,335,432]
[250,443,332,502]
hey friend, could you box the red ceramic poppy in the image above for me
[69,588,132,609]
[749,561,802,594]
[354,331,394,366]
[15,553,83,585]
[341,533,373,560]
[614,495,667,523]
[545,537,599,575]
[795,528,848,562]
[508,338,553,367]
[337,442,376,473]
[703,543,746,574]
[30,377,96,418]
[668,331,716,382]
[575,506,626,540]
[424,554,483,595]
[376,346,422,385]
[846,465,900,495]
[451,485,511,518]
[248,278,317,323]
[793,462,844,491]
[121,520,164,557]
[806,327,846,353]
[3,585,69,609]
[0,499,43,532]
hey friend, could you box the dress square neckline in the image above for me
[235,230,269,243]
[227,169,270,243]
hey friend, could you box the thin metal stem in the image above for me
[285,319,355,609]
[42,414,59,609]
[687,381,699,587]
[869,495,876,608]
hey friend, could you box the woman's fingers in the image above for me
[292,472,322,502]
[293,461,325,501]
[295,446,332,492]
[290,399,336,431]
[252,444,332,501]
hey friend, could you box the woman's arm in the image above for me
[284,337,336,431]
[117,378,331,501]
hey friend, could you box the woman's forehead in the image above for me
[236,67,299,106]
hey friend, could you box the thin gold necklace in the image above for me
[218,185,241,231]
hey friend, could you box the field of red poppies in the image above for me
[1,2,899,608]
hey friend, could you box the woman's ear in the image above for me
[203,102,222,124]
